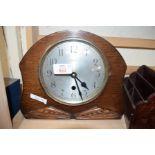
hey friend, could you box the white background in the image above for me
[0,0,155,155]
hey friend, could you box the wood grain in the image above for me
[38,35,155,50]
[25,106,71,119]
[20,30,127,119]
[30,31,155,75]
[75,106,120,119]
[13,111,126,129]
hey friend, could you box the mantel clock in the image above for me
[20,31,126,119]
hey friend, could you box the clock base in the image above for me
[23,106,121,120]
[13,111,127,129]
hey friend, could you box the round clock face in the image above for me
[39,39,109,106]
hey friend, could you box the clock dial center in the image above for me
[71,86,76,90]
[71,72,77,78]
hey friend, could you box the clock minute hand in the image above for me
[74,77,83,101]
[71,72,83,100]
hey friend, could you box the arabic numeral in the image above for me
[93,82,96,88]
[58,48,63,56]
[93,58,99,66]
[85,48,88,56]
[51,81,56,88]
[83,90,88,97]
[71,45,78,53]
[97,71,101,78]
[47,70,52,77]
[50,58,57,65]
[60,89,64,96]
[71,93,76,98]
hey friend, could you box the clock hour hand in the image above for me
[73,77,83,101]
[71,72,89,90]
[75,77,89,90]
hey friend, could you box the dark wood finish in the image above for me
[20,30,126,119]
[38,35,155,50]
[75,106,120,119]
[25,106,71,119]
[124,65,155,128]
[130,95,155,129]
[126,66,155,75]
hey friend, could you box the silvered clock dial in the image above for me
[39,39,109,106]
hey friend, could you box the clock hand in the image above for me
[73,77,83,101]
[71,72,89,90]
[75,76,89,90]
[55,71,88,92]
[71,72,83,100]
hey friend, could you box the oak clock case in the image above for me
[20,31,126,119]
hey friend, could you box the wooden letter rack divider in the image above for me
[124,65,155,129]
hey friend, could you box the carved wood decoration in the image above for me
[20,31,126,119]
[74,106,120,119]
[25,106,71,119]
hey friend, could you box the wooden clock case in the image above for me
[19,30,126,119]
